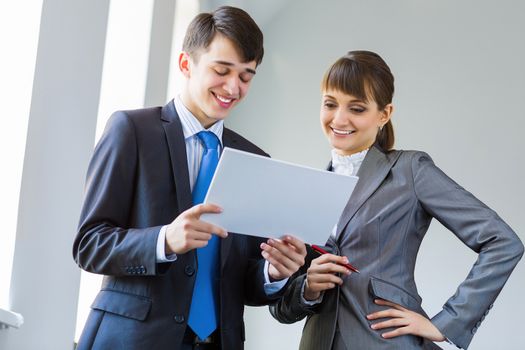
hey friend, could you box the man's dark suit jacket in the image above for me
[73,100,280,350]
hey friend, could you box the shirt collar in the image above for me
[174,95,224,146]
[331,148,368,177]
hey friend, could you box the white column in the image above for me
[144,0,177,107]
[3,1,110,349]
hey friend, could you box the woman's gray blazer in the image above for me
[271,145,523,350]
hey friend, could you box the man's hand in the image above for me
[165,203,228,255]
[260,236,306,281]
[303,253,351,301]
[367,299,445,342]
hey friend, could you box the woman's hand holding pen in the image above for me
[304,254,352,301]
[367,299,445,342]
[260,236,307,281]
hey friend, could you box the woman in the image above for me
[270,51,523,350]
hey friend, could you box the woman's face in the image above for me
[320,89,392,156]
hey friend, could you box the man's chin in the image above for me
[198,112,228,128]
[207,111,229,122]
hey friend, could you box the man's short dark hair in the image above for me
[183,6,264,66]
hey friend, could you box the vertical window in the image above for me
[0,1,43,309]
[167,0,200,99]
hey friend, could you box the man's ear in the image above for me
[179,52,191,78]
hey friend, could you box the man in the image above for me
[73,6,305,350]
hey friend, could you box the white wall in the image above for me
[222,1,525,349]
[0,1,110,349]
[2,1,523,349]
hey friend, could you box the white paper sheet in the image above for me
[200,148,358,246]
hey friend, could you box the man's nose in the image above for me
[223,77,240,96]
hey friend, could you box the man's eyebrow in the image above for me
[213,60,234,67]
[213,60,256,75]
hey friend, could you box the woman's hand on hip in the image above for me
[367,299,445,342]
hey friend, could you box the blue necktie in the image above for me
[188,131,220,340]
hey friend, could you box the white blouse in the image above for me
[331,148,368,176]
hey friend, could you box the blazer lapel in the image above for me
[334,146,401,241]
[161,100,193,213]
[219,129,238,270]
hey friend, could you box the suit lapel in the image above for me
[160,100,193,213]
[219,129,238,270]
[334,146,401,241]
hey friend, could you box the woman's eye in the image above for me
[350,107,365,113]
[324,102,336,108]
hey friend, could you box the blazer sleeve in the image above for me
[72,111,161,277]
[411,152,524,349]
[243,249,281,306]
[268,247,323,323]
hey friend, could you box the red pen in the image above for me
[311,245,360,273]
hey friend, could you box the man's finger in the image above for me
[261,251,291,275]
[282,235,307,254]
[186,230,213,242]
[267,241,306,272]
[261,243,297,271]
[192,219,228,238]
[188,203,223,217]
[265,241,304,265]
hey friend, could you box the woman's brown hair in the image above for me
[321,50,395,150]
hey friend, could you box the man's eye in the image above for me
[215,69,228,76]
[240,74,253,83]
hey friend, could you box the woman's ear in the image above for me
[380,103,394,125]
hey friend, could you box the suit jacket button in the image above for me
[174,315,185,323]
[185,265,195,276]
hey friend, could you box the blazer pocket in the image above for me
[91,289,152,321]
[368,277,422,312]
